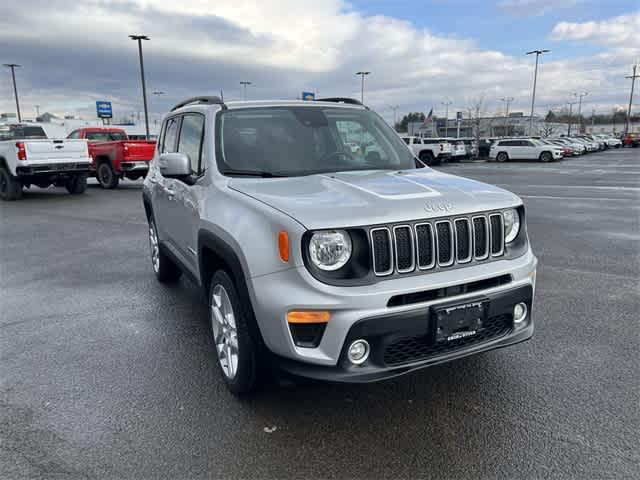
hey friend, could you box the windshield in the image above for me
[216,106,416,177]
[85,131,127,141]
[0,125,48,140]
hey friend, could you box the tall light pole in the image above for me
[3,63,22,122]
[625,64,639,134]
[573,92,588,134]
[35,105,40,117]
[441,100,452,137]
[501,97,514,136]
[355,71,370,103]
[129,35,151,140]
[240,81,251,101]
[526,49,550,136]
[567,101,577,136]
[390,105,399,127]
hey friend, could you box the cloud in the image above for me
[0,1,638,123]
[551,11,640,47]
[498,0,582,17]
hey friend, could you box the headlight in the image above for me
[503,209,520,243]
[309,230,352,271]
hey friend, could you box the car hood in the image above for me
[229,169,521,230]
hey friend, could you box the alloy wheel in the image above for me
[148,221,160,273]
[211,284,239,380]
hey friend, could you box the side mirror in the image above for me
[159,152,191,178]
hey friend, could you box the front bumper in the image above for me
[250,249,537,380]
[276,284,533,382]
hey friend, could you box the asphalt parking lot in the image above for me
[1,149,639,479]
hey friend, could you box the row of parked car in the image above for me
[400,132,627,165]
[0,124,156,200]
[489,134,623,163]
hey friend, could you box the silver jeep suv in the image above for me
[143,97,537,394]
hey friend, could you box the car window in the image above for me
[177,114,205,174]
[162,117,181,153]
[0,125,48,140]
[218,106,414,176]
[402,137,410,145]
[67,130,80,139]
[412,138,422,144]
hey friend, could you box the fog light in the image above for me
[347,339,370,365]
[514,302,528,324]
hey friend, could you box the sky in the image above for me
[0,0,638,124]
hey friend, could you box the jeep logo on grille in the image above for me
[424,201,453,213]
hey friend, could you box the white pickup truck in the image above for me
[401,136,452,166]
[0,124,91,201]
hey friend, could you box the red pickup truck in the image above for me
[66,128,156,188]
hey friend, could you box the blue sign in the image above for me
[96,101,113,119]
[302,91,315,101]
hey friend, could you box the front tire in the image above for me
[65,173,88,194]
[97,162,120,189]
[496,152,508,163]
[148,217,182,283]
[540,151,553,162]
[0,166,23,201]
[209,270,261,395]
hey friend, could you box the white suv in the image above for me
[490,138,564,163]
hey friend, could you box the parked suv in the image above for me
[490,138,564,162]
[143,97,537,394]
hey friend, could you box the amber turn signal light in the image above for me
[278,230,289,262]
[287,311,331,324]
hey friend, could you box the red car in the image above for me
[622,133,640,148]
[67,128,156,188]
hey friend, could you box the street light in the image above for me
[240,81,251,101]
[501,97,514,136]
[625,64,640,134]
[526,49,550,135]
[441,100,452,137]
[3,63,22,122]
[390,105,399,127]
[355,71,370,103]
[567,101,577,136]
[129,35,151,140]
[573,92,588,134]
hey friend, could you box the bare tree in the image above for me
[466,96,486,157]
[540,122,556,137]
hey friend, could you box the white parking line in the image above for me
[521,195,633,201]
[497,184,640,191]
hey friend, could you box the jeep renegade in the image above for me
[142,97,537,394]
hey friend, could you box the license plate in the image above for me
[432,300,488,343]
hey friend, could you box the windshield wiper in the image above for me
[221,169,286,178]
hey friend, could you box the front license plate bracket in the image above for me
[432,300,488,343]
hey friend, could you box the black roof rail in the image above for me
[316,97,368,108]
[171,96,227,112]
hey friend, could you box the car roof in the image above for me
[171,99,368,114]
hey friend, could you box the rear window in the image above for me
[84,131,127,141]
[0,125,47,140]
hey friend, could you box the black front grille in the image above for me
[369,211,506,277]
[383,314,513,366]
[455,219,471,261]
[490,215,504,255]
[394,226,414,272]
[371,228,392,275]
[473,217,488,258]
[436,222,453,265]
[415,224,434,268]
